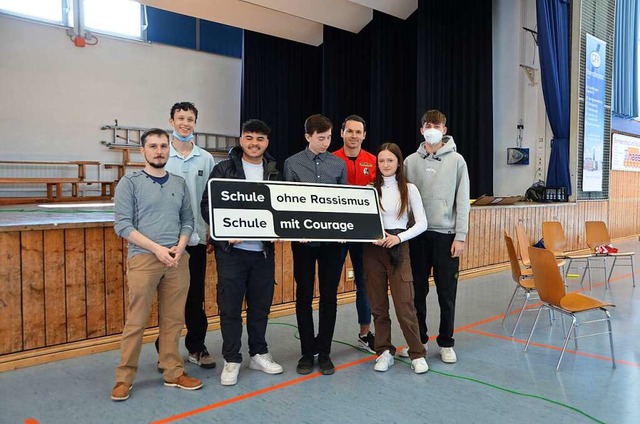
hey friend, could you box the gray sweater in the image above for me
[114,171,194,258]
[404,137,470,241]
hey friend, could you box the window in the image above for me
[83,0,142,39]
[0,0,66,24]
[0,0,144,40]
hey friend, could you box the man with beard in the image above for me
[111,128,203,401]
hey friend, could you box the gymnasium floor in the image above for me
[1,239,638,424]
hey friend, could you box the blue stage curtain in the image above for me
[537,0,572,195]
[613,0,639,118]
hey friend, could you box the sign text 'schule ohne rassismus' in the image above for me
[207,179,384,242]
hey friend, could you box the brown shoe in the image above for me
[111,382,132,401]
[164,373,203,391]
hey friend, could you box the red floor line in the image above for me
[152,270,636,423]
[464,328,640,368]
[151,355,376,424]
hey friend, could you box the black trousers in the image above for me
[408,231,459,347]
[215,247,275,363]
[184,243,209,354]
[292,242,343,357]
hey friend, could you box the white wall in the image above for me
[492,0,551,196]
[0,14,241,182]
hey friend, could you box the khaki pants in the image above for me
[363,243,425,360]
[115,252,190,384]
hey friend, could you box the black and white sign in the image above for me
[206,179,384,242]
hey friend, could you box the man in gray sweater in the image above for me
[111,128,203,401]
[403,110,470,365]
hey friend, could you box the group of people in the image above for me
[110,103,470,402]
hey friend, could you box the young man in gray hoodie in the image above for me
[403,110,470,364]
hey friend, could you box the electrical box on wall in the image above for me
[507,147,530,165]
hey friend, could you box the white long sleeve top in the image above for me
[379,175,427,243]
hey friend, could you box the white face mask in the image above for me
[423,128,443,145]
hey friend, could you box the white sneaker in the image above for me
[373,350,394,372]
[440,347,457,363]
[249,353,284,375]
[398,343,427,358]
[221,361,241,386]
[411,357,429,374]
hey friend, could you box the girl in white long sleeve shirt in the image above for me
[363,143,429,374]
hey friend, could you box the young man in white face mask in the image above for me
[163,102,217,369]
[402,110,470,364]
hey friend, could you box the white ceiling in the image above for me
[138,0,417,46]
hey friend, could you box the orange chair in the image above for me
[502,233,537,335]
[542,221,593,288]
[515,223,565,271]
[524,247,615,370]
[585,221,636,288]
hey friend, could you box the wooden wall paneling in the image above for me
[472,207,482,268]
[64,228,87,342]
[480,208,488,268]
[0,232,22,354]
[609,171,640,239]
[473,208,483,269]
[282,242,294,303]
[20,231,45,350]
[85,227,106,338]
[466,209,477,270]
[43,230,67,346]
[483,208,491,266]
[571,203,581,249]
[104,229,124,335]
[273,242,283,305]
[486,208,500,264]
[500,207,508,262]
[205,254,217,316]
[460,209,471,270]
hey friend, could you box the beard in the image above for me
[147,160,167,169]
[145,155,167,168]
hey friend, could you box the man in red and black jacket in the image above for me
[333,115,377,353]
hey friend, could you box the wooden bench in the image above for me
[104,162,145,180]
[0,160,101,181]
[0,177,115,202]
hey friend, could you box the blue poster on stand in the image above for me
[582,34,606,192]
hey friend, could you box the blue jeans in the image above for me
[341,242,372,327]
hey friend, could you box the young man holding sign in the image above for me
[201,119,283,386]
[283,114,347,376]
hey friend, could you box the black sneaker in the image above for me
[296,355,314,375]
[318,354,335,375]
[357,332,375,354]
[189,347,216,369]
